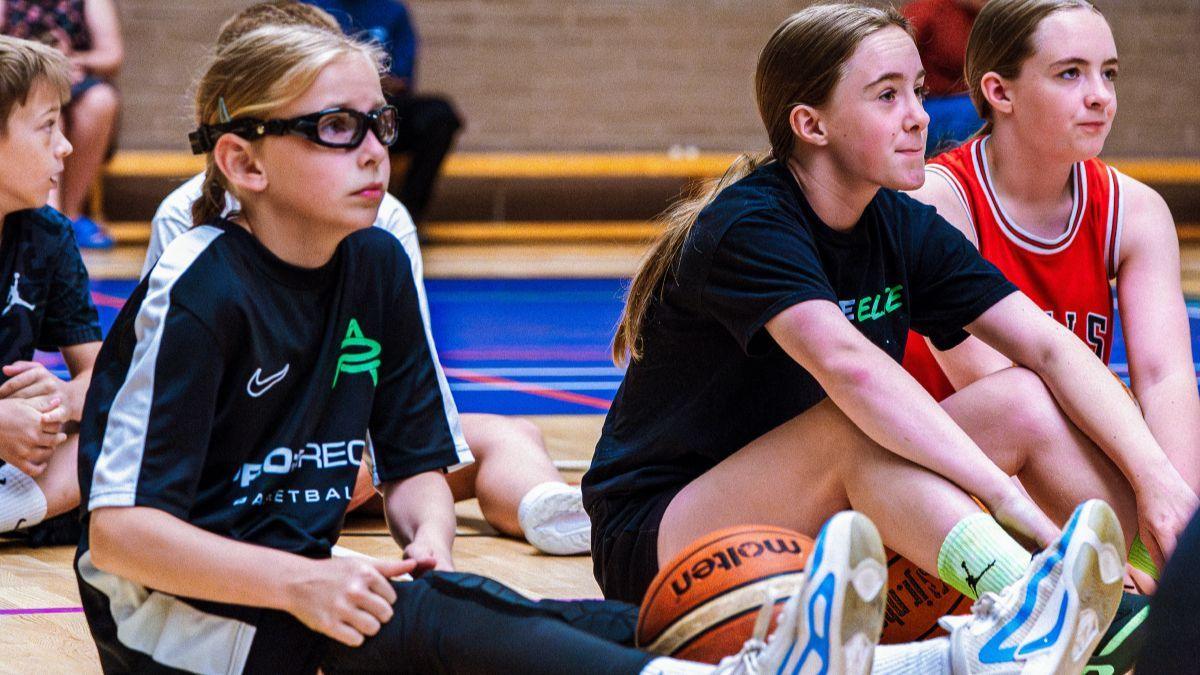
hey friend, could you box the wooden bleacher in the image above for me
[95,151,1200,246]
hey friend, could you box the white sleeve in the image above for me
[143,174,206,280]
[143,173,241,280]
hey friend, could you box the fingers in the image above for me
[38,430,67,448]
[325,621,366,648]
[357,585,395,624]
[11,458,47,478]
[366,566,400,605]
[1151,528,1173,567]
[0,364,52,399]
[344,606,383,639]
[32,397,63,414]
[374,557,419,581]
[41,406,67,432]
[1,361,40,376]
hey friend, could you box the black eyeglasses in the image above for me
[189,106,399,154]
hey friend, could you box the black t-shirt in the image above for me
[0,207,101,372]
[75,219,470,673]
[582,161,1016,506]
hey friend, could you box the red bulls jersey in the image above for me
[902,136,1124,400]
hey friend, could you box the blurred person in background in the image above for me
[1,0,123,248]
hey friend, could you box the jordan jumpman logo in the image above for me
[3,273,35,315]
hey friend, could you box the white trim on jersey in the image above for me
[89,226,225,511]
[381,229,474,475]
[975,136,1088,255]
[77,551,255,674]
[924,163,978,245]
[1104,167,1126,279]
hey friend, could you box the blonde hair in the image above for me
[216,1,342,47]
[190,25,385,227]
[0,35,71,134]
[965,0,1101,134]
[612,4,909,364]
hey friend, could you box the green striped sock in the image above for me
[1127,535,1160,580]
[937,513,1032,599]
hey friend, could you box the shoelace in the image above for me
[711,584,790,674]
[711,639,765,674]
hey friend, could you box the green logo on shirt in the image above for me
[333,318,381,388]
[838,285,904,323]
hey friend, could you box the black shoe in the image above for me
[23,509,83,547]
[1086,591,1150,674]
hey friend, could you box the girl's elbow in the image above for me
[87,508,124,572]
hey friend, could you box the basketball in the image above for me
[636,525,814,663]
[880,551,971,643]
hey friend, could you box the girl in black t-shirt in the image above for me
[73,21,867,675]
[585,5,1186,667]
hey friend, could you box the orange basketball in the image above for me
[879,551,971,643]
[637,525,814,664]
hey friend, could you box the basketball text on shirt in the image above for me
[232,439,366,490]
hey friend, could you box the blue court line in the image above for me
[33,279,1200,415]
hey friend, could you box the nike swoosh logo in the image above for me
[246,364,290,398]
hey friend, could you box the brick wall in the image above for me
[114,0,1199,157]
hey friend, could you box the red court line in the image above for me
[0,606,84,616]
[90,291,126,309]
[443,367,611,411]
[440,348,611,362]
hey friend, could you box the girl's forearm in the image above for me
[382,471,456,555]
[1136,374,1200,489]
[89,506,311,613]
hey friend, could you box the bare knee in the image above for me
[69,84,120,127]
[460,414,546,463]
[993,368,1073,450]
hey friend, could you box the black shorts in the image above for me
[587,487,681,605]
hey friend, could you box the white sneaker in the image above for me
[941,499,1126,675]
[517,482,591,555]
[714,511,888,675]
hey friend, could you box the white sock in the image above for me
[639,656,715,674]
[871,638,952,675]
[517,480,575,513]
[0,463,48,533]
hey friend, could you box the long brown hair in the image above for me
[965,0,1100,134]
[190,25,384,227]
[612,3,909,364]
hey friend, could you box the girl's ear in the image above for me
[789,104,829,148]
[979,71,1014,117]
[213,134,267,195]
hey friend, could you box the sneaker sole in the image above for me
[780,511,887,675]
[1029,500,1126,675]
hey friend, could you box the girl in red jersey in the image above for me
[903,0,1200,575]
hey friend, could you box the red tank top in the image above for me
[902,136,1124,400]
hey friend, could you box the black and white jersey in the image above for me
[75,219,470,674]
[0,206,101,371]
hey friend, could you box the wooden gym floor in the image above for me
[4,240,1200,672]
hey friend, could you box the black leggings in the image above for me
[319,572,654,675]
[1136,510,1200,673]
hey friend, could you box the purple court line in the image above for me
[0,606,84,616]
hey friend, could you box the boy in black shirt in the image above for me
[0,35,101,537]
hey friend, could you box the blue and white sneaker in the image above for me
[715,511,888,675]
[941,500,1126,675]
